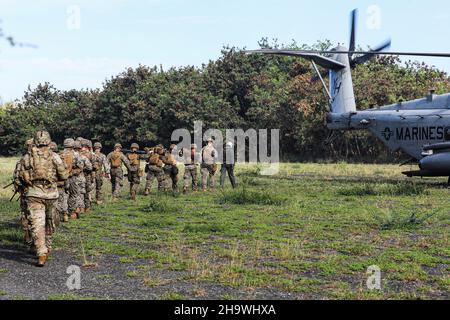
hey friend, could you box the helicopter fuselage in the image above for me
[327,92,450,171]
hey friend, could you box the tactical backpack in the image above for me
[22,147,56,183]
[128,153,140,166]
[148,153,163,167]
[59,150,74,176]
[110,151,123,168]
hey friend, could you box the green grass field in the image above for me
[0,158,449,300]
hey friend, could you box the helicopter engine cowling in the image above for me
[419,153,450,175]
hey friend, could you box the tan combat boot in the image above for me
[37,255,47,267]
[96,200,103,205]
[84,208,91,214]
[144,188,150,196]
[70,211,78,219]
[63,213,69,222]
[131,191,136,201]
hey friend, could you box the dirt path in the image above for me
[0,244,307,300]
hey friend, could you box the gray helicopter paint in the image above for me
[327,106,450,160]
[329,48,357,114]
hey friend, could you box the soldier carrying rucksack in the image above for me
[17,130,68,267]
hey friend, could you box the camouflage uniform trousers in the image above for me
[128,170,141,195]
[145,165,164,192]
[201,164,216,190]
[94,171,104,202]
[20,195,33,247]
[163,165,179,191]
[183,165,198,191]
[68,174,86,212]
[56,186,69,219]
[26,197,56,257]
[111,167,124,198]
[84,173,94,209]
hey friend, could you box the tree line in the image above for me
[1,39,450,162]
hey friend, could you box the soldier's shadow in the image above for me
[0,221,35,265]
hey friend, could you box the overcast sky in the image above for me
[1,0,450,102]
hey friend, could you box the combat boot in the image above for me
[182,187,187,194]
[131,191,136,201]
[63,213,69,222]
[144,188,150,196]
[37,255,47,267]
[70,211,78,219]
[84,208,91,214]
[96,200,103,205]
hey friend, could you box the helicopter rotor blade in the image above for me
[351,39,392,67]
[281,50,450,58]
[349,9,357,56]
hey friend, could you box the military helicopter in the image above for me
[246,9,450,182]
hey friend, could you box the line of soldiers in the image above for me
[12,131,237,267]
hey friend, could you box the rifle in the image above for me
[3,182,14,189]
[122,149,148,155]
[10,190,19,202]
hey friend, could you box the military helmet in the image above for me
[206,137,214,143]
[63,138,75,148]
[25,138,34,147]
[131,143,139,150]
[81,139,90,148]
[73,140,82,150]
[114,143,122,150]
[76,137,84,142]
[190,143,197,149]
[169,144,177,151]
[94,142,102,149]
[49,141,58,151]
[87,140,93,149]
[34,131,52,147]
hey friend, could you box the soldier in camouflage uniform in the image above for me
[92,142,110,204]
[144,145,165,195]
[182,144,201,194]
[161,144,179,192]
[80,139,95,213]
[127,143,144,201]
[68,140,92,219]
[201,138,218,192]
[14,139,35,247]
[17,131,68,267]
[57,139,76,222]
[107,143,134,200]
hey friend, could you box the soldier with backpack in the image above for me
[144,145,165,195]
[92,142,110,204]
[69,140,92,219]
[57,138,76,222]
[126,143,145,200]
[107,143,134,200]
[17,131,68,267]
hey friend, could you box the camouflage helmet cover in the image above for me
[94,142,102,149]
[63,138,75,148]
[49,141,58,151]
[131,143,139,150]
[33,131,52,147]
[73,140,82,149]
[25,138,34,147]
[114,143,122,149]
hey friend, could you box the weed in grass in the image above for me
[220,187,287,206]
[379,209,438,230]
[141,198,173,213]
[339,182,428,197]
[160,292,185,300]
